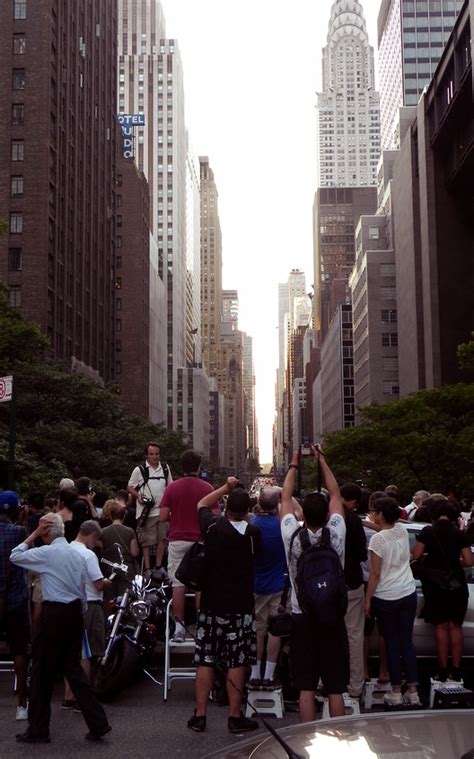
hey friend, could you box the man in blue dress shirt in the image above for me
[10,512,111,744]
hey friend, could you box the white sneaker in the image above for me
[404,691,421,706]
[384,691,403,706]
[16,705,28,721]
[172,627,186,643]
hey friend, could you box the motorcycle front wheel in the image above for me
[95,638,141,701]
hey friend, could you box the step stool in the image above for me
[431,680,473,710]
[246,687,284,719]
[363,679,392,709]
[321,693,360,720]
[430,678,464,709]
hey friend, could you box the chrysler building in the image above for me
[317,0,381,187]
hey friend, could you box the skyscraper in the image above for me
[0,0,118,381]
[199,157,223,379]
[118,5,189,428]
[378,0,464,150]
[317,0,381,188]
[313,187,377,339]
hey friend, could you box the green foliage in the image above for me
[324,384,474,501]
[0,284,187,495]
[0,219,7,238]
[0,282,48,374]
[458,332,474,371]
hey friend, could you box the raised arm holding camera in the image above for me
[280,445,348,722]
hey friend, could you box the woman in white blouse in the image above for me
[364,496,420,706]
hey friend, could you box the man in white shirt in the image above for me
[10,513,110,744]
[405,490,430,520]
[63,521,110,707]
[280,446,348,722]
[128,442,173,570]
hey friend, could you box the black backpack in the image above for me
[291,526,348,627]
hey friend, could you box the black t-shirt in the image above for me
[344,510,368,590]
[416,522,470,571]
[199,508,262,615]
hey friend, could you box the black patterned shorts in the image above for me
[194,611,257,669]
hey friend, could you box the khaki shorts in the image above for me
[29,571,43,604]
[167,540,195,588]
[254,592,283,635]
[137,515,168,547]
[83,602,105,657]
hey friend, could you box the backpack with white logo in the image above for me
[291,526,348,627]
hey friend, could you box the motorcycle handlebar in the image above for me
[101,558,129,574]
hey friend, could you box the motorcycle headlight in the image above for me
[130,600,150,621]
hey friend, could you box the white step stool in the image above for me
[322,693,360,720]
[246,688,284,719]
[430,678,464,708]
[363,679,392,709]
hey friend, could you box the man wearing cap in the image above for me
[0,491,29,721]
[187,478,262,735]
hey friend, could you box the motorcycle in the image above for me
[95,545,172,700]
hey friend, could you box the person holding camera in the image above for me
[187,478,262,734]
[280,445,349,722]
[128,443,172,572]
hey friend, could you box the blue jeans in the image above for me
[372,591,418,687]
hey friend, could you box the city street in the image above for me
[0,665,299,758]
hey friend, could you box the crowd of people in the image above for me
[1,441,473,743]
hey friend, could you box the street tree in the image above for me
[324,384,474,501]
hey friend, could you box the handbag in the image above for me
[175,541,206,591]
[268,575,292,638]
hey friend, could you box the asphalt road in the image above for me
[2,658,474,758]
[0,665,299,759]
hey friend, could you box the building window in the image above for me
[8,247,22,271]
[13,33,26,54]
[368,226,380,240]
[381,309,397,323]
[381,287,396,299]
[382,333,398,347]
[11,175,23,196]
[9,286,22,308]
[380,263,395,277]
[12,102,24,125]
[383,381,399,395]
[10,212,23,233]
[13,0,26,20]
[13,69,25,90]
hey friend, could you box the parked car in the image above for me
[205,710,474,759]
[366,520,474,657]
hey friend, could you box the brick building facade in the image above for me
[0,0,118,382]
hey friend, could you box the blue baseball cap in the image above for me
[0,490,20,511]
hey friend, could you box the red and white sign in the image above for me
[0,376,13,403]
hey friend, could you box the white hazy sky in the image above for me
[162,0,380,463]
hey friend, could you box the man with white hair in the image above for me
[405,490,430,520]
[9,513,110,744]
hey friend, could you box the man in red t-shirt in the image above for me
[160,450,213,642]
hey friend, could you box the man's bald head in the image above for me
[258,486,280,512]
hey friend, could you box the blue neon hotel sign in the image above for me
[117,114,145,158]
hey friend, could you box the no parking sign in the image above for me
[0,375,13,403]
